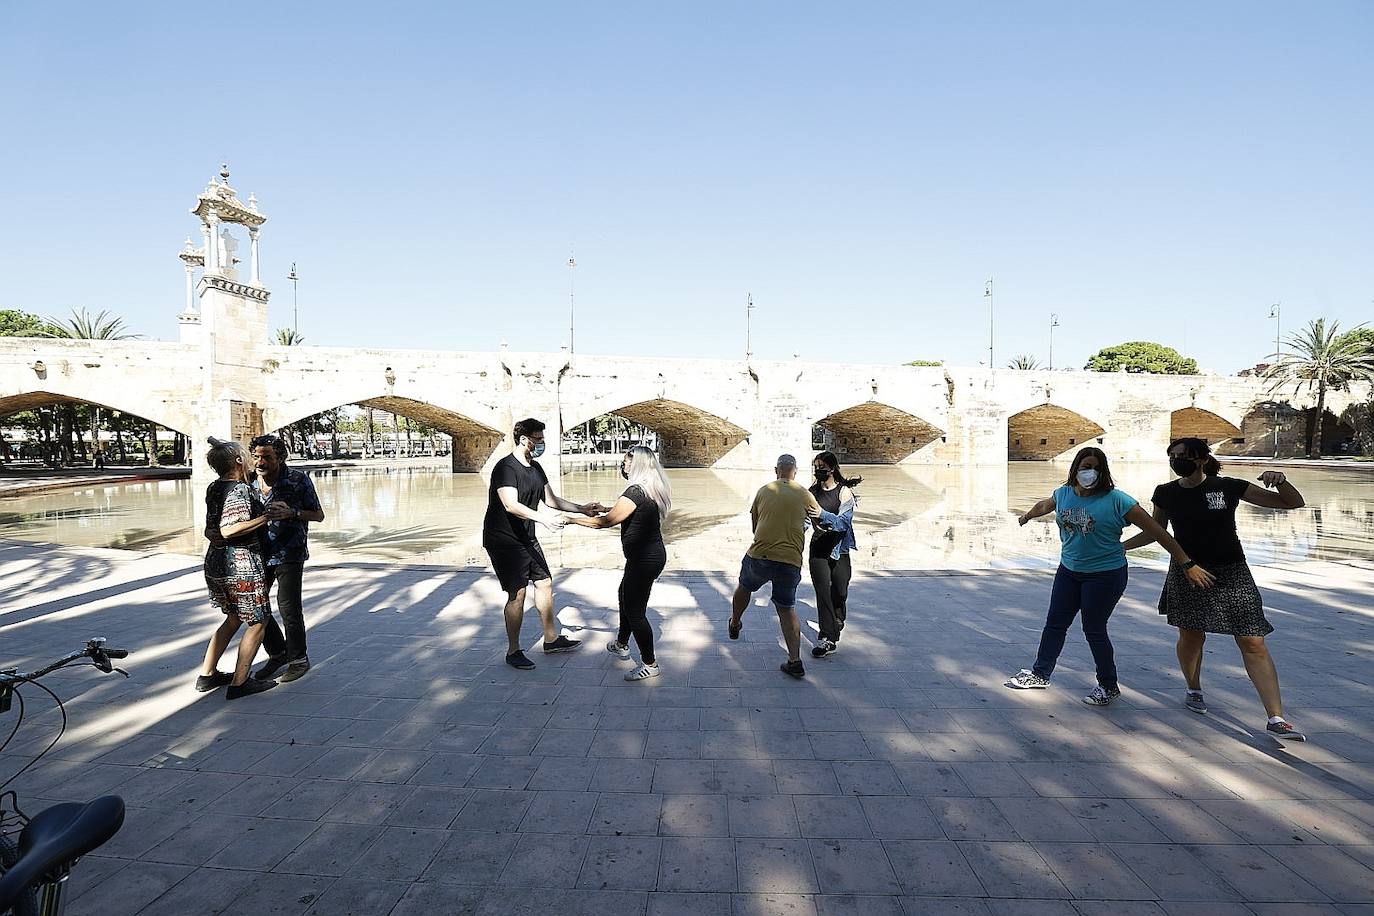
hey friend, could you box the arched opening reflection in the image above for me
[1007,404,1105,461]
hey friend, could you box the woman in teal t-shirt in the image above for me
[1005,447,1213,706]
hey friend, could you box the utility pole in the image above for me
[287,262,299,337]
[984,279,994,369]
[746,293,755,361]
[1269,302,1281,458]
[1049,313,1060,371]
[568,256,577,355]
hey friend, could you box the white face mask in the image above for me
[1076,468,1099,488]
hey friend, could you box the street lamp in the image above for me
[984,279,994,369]
[1268,303,1281,458]
[568,256,577,355]
[287,262,299,337]
[745,293,754,361]
[1048,313,1060,371]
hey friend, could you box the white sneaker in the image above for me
[607,640,631,660]
[625,663,659,682]
[1005,669,1049,689]
[1082,685,1122,707]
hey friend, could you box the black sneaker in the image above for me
[279,657,311,683]
[506,650,536,670]
[542,636,581,653]
[226,678,277,700]
[811,638,836,659]
[728,618,741,640]
[253,654,288,681]
[780,660,805,679]
[195,671,233,692]
[1266,719,1306,742]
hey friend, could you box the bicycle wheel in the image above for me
[0,831,39,916]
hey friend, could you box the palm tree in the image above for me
[40,308,141,341]
[1265,319,1374,458]
[1007,354,1042,370]
[275,327,306,345]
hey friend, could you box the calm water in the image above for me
[3,463,1372,571]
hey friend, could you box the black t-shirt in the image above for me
[1150,475,1250,565]
[619,485,664,558]
[809,483,844,559]
[482,455,550,548]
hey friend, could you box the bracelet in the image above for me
[1181,560,1197,570]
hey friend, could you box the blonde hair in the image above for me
[625,445,671,519]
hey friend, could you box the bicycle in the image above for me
[0,638,131,916]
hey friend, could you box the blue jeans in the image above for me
[738,555,802,608]
[1032,564,1128,690]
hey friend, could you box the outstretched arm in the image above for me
[1241,471,1305,509]
[566,496,637,529]
[1122,504,1168,550]
[543,483,605,516]
[1017,495,1057,526]
[500,486,564,531]
[1124,504,1215,587]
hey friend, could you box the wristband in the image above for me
[1181,560,1197,570]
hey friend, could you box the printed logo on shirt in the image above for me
[1057,506,1095,539]
[1206,491,1226,510]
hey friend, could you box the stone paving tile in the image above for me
[646,891,732,915]
[809,839,901,895]
[1109,842,1245,901]
[65,862,192,916]
[736,837,821,894]
[1188,844,1332,902]
[389,882,486,916]
[957,841,1071,899]
[795,796,873,838]
[660,793,730,836]
[271,821,384,876]
[1032,841,1158,900]
[300,877,409,915]
[882,839,986,897]
[658,837,738,892]
[580,835,664,890]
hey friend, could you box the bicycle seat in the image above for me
[0,796,125,909]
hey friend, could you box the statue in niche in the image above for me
[218,229,240,280]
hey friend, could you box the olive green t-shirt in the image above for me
[747,479,821,569]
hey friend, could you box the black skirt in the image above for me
[1158,560,1273,637]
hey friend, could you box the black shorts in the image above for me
[485,541,552,593]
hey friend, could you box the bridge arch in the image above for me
[565,397,750,468]
[813,401,944,464]
[1169,406,1241,446]
[1008,403,1106,461]
[0,389,192,464]
[268,393,504,472]
[0,390,191,438]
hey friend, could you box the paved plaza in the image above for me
[1,540,1372,915]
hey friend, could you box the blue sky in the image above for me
[1,2,1370,372]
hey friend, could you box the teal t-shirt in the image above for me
[1053,484,1138,573]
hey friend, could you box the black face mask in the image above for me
[1170,457,1198,477]
[814,468,832,481]
[620,465,629,480]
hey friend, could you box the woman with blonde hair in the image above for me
[565,445,671,681]
[197,437,278,699]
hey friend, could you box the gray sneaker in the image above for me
[607,640,631,660]
[279,657,310,683]
[1184,691,1208,714]
[1082,684,1122,707]
[1005,669,1049,689]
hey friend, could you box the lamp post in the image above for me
[568,256,577,355]
[984,279,994,369]
[1048,313,1060,371]
[287,262,299,337]
[745,293,754,361]
[1268,302,1281,458]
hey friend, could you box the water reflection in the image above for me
[3,462,1372,571]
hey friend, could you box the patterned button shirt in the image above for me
[257,466,322,566]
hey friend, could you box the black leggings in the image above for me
[618,545,667,664]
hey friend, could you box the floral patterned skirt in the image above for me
[1158,560,1273,637]
[205,545,270,624]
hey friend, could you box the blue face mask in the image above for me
[528,441,546,459]
[1076,468,1099,488]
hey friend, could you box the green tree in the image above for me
[904,359,944,367]
[1085,341,1198,374]
[275,327,306,345]
[1266,319,1374,458]
[0,309,50,337]
[41,308,141,341]
[1007,354,1042,370]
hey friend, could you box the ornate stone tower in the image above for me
[185,166,271,498]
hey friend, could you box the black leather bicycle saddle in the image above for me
[0,796,125,910]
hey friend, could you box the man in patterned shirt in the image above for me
[250,434,325,683]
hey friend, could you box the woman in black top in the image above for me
[807,451,860,658]
[1124,437,1308,740]
[565,446,672,681]
[198,437,279,700]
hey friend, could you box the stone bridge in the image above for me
[2,169,1364,496]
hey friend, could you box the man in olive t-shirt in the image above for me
[728,454,822,678]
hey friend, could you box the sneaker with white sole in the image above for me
[1184,691,1208,714]
[811,638,836,659]
[607,640,631,660]
[625,663,659,682]
[1266,719,1306,741]
[1005,669,1049,689]
[1082,684,1122,706]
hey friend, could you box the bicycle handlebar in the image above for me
[104,649,129,660]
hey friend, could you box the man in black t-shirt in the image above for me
[483,418,606,669]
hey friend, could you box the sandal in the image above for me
[625,663,660,682]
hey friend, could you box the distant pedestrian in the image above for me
[483,418,607,669]
[807,450,860,659]
[196,437,277,700]
[249,434,325,684]
[1006,447,1214,706]
[1123,437,1308,740]
[729,454,823,679]
[565,446,672,681]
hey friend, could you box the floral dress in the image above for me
[203,479,270,624]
